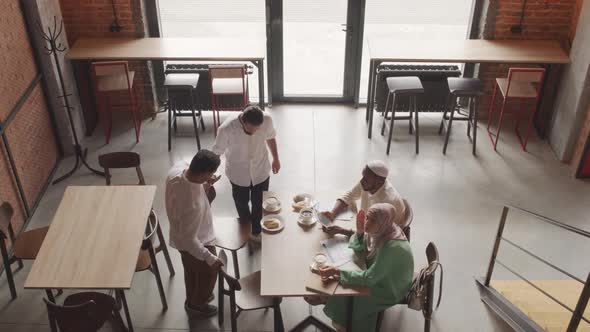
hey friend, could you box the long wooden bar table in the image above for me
[25,185,157,332]
[261,191,369,332]
[364,39,570,138]
[67,37,268,108]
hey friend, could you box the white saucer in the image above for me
[297,216,317,228]
[261,215,285,233]
[263,197,282,213]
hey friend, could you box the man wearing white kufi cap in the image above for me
[322,160,405,225]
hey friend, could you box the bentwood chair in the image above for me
[487,67,546,151]
[135,211,168,310]
[209,64,249,136]
[98,151,175,277]
[91,61,141,144]
[0,202,57,300]
[401,199,414,241]
[375,242,443,332]
[217,250,284,332]
[44,292,127,332]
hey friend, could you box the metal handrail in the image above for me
[484,205,590,332]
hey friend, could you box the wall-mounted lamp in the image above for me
[110,0,122,32]
[510,0,527,33]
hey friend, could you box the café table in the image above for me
[67,37,269,108]
[261,191,369,332]
[363,38,570,138]
[24,185,157,332]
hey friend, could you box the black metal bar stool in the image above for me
[165,73,203,151]
[439,77,483,155]
[381,76,424,155]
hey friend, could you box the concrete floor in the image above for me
[1,103,589,331]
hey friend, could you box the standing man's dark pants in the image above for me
[230,177,270,235]
[180,246,217,308]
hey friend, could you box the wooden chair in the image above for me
[98,151,175,277]
[209,64,249,136]
[401,198,414,241]
[375,242,442,332]
[44,291,127,332]
[91,61,141,144]
[487,67,546,151]
[0,202,52,300]
[217,250,284,332]
[214,218,249,279]
[135,211,168,310]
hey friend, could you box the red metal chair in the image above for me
[487,67,546,151]
[91,61,141,144]
[208,64,248,136]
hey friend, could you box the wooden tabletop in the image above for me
[25,186,157,290]
[261,191,369,297]
[367,39,569,64]
[67,37,266,61]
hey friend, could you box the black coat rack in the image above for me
[39,17,105,184]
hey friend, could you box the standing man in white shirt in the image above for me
[321,160,406,224]
[212,106,280,243]
[165,149,223,317]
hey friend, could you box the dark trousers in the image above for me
[231,177,270,235]
[180,247,217,307]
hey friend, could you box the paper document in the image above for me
[321,236,357,267]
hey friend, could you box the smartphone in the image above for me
[317,212,331,226]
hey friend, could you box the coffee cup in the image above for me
[266,197,279,211]
[300,208,314,223]
[312,253,328,271]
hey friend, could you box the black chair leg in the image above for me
[45,289,56,303]
[156,226,175,276]
[472,98,479,156]
[414,96,419,154]
[273,299,285,332]
[112,307,129,332]
[231,250,240,279]
[218,274,224,326]
[199,110,206,130]
[0,241,17,300]
[148,246,168,311]
[230,293,238,332]
[381,93,391,136]
[386,94,397,155]
[189,89,201,151]
[409,98,414,135]
[443,97,456,155]
[167,99,172,151]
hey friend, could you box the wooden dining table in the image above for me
[66,37,269,108]
[25,185,157,332]
[363,38,571,139]
[261,191,369,332]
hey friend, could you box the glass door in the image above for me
[270,0,362,100]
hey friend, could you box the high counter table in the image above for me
[67,37,269,108]
[364,38,570,138]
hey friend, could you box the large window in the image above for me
[158,0,267,102]
[359,0,475,102]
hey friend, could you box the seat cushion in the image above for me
[97,71,135,92]
[235,271,276,310]
[136,249,151,272]
[13,226,49,259]
[211,78,245,95]
[386,77,424,94]
[164,73,200,89]
[496,78,538,98]
[447,77,483,96]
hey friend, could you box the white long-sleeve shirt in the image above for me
[165,162,217,265]
[339,180,406,224]
[212,113,276,187]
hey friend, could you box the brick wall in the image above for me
[478,0,577,121]
[59,0,157,127]
[0,0,59,238]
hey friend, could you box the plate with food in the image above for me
[261,215,285,233]
[263,196,282,213]
[292,193,316,211]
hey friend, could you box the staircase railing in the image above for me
[478,205,590,332]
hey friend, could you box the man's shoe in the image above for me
[185,302,218,317]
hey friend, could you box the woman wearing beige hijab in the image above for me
[310,203,414,331]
